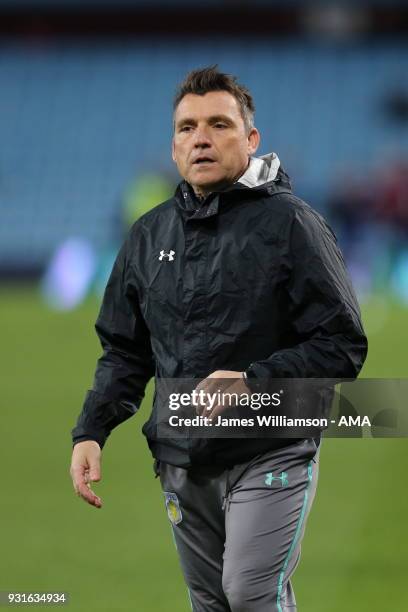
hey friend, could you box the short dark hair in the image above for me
[173,65,255,132]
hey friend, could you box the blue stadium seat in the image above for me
[0,41,407,268]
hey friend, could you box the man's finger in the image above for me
[83,468,101,484]
[194,377,237,416]
[89,467,101,482]
[76,482,102,508]
[70,465,86,489]
[71,466,102,507]
[206,378,249,420]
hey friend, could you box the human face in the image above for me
[172,91,260,197]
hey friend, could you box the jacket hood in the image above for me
[237,152,281,189]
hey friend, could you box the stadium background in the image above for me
[1,0,407,610]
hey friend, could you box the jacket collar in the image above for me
[174,152,291,219]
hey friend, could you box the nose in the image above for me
[193,125,212,148]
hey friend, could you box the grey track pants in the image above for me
[157,438,320,612]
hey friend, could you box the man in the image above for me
[70,66,367,611]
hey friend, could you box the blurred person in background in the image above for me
[327,158,408,298]
[70,66,367,611]
[373,160,408,232]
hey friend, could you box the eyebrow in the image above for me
[176,114,235,129]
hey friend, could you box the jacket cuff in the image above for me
[71,431,106,449]
[71,389,141,450]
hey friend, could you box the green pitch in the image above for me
[0,287,407,611]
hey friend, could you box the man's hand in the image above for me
[194,370,249,421]
[70,440,103,509]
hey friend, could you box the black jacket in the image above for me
[72,155,367,467]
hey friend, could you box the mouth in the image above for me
[192,156,216,166]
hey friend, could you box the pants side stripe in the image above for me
[276,460,314,612]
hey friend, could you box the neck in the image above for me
[193,187,208,201]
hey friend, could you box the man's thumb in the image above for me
[89,462,101,482]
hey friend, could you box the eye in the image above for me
[214,123,227,129]
[180,125,193,133]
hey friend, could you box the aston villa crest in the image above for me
[164,492,183,525]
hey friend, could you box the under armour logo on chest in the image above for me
[159,250,175,261]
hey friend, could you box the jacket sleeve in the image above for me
[250,203,368,380]
[71,233,155,449]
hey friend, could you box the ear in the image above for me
[172,138,177,163]
[247,127,260,156]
